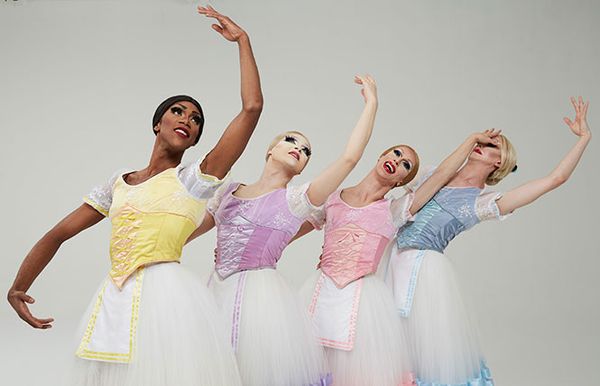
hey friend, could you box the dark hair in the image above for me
[152,95,204,144]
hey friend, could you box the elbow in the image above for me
[45,228,68,246]
[550,174,568,189]
[243,98,263,114]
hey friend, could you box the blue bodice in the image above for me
[396,187,483,253]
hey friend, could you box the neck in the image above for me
[143,139,184,175]
[447,161,493,188]
[346,169,394,204]
[250,159,295,191]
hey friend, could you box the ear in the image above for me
[494,159,502,168]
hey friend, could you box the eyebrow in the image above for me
[175,104,200,116]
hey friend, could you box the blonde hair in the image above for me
[265,131,311,161]
[379,144,420,187]
[486,134,517,185]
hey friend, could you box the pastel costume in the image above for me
[70,162,242,386]
[301,191,416,386]
[206,182,331,386]
[384,183,508,386]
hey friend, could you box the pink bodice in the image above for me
[318,191,397,288]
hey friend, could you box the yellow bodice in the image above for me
[107,168,205,288]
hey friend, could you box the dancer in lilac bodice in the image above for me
[188,75,380,386]
[206,182,329,386]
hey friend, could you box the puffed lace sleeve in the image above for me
[177,158,228,200]
[475,191,511,222]
[390,192,415,228]
[206,182,235,217]
[83,170,126,217]
[286,182,325,227]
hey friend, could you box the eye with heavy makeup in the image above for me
[170,106,203,127]
[392,149,412,171]
[284,135,312,157]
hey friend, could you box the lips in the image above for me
[174,127,190,139]
[383,161,396,174]
[473,147,482,155]
[288,150,300,161]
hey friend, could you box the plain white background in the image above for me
[1,0,598,385]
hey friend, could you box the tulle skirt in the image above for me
[301,271,415,386]
[68,262,242,386]
[208,268,331,386]
[401,249,493,386]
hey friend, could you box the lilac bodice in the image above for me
[318,191,409,288]
[209,183,311,279]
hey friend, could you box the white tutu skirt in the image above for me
[68,262,242,386]
[402,249,493,386]
[301,271,415,386]
[208,268,331,386]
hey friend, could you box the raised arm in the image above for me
[411,129,501,214]
[496,97,591,215]
[7,204,104,329]
[197,6,263,179]
[306,75,378,206]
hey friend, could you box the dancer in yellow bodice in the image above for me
[8,6,263,386]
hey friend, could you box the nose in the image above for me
[178,115,191,128]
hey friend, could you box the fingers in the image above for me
[583,101,589,116]
[16,303,54,329]
[571,96,578,112]
[212,24,224,34]
[564,117,573,128]
[9,291,54,329]
[354,74,376,87]
[483,128,502,138]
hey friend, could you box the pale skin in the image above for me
[445,97,591,215]
[293,130,502,240]
[7,6,263,329]
[186,75,379,243]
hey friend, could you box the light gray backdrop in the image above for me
[1,0,598,385]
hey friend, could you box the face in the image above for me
[469,141,502,169]
[376,146,417,186]
[154,101,202,150]
[268,133,312,174]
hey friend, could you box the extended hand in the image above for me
[354,74,377,104]
[564,96,591,138]
[197,5,248,42]
[7,289,54,329]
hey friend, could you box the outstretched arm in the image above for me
[306,75,378,206]
[7,204,104,329]
[197,6,263,179]
[497,97,591,215]
[411,130,501,214]
[185,212,216,245]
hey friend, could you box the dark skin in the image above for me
[7,6,263,329]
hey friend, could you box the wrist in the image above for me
[365,99,378,108]
[237,33,250,45]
